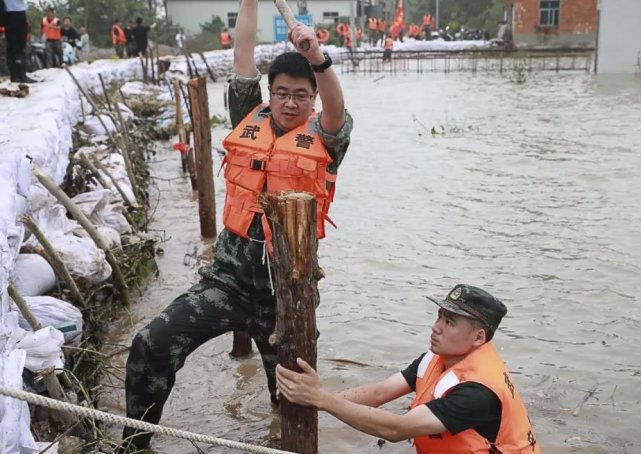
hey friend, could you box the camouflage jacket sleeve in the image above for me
[227,72,263,128]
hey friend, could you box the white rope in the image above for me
[250,237,275,295]
[0,385,291,454]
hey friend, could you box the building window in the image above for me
[228,12,238,28]
[322,11,339,22]
[539,0,560,27]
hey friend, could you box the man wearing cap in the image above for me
[276,284,540,453]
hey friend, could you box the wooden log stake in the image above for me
[173,80,198,190]
[7,284,78,428]
[230,331,253,358]
[187,77,216,239]
[261,191,321,454]
[149,48,156,85]
[139,54,147,82]
[172,80,188,174]
[33,167,130,307]
[20,215,85,307]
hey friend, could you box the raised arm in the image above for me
[288,24,346,134]
[233,0,259,77]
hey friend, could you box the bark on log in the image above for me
[187,77,216,239]
[261,191,320,454]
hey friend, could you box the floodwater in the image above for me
[105,70,641,453]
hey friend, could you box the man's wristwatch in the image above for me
[311,52,333,73]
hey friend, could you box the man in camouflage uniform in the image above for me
[120,0,352,450]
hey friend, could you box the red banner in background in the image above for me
[390,0,405,39]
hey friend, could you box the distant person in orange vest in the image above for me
[367,16,378,46]
[111,19,126,58]
[423,12,434,40]
[382,35,393,62]
[277,284,541,454]
[40,6,62,68]
[220,28,232,49]
[378,16,386,42]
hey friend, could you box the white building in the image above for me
[596,0,641,73]
[166,0,356,43]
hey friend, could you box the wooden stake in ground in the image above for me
[187,77,216,239]
[261,191,320,454]
[7,284,78,429]
[33,167,130,307]
[21,216,85,308]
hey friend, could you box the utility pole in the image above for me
[436,0,440,30]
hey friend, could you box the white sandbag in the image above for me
[13,296,83,345]
[72,189,130,234]
[75,225,121,250]
[15,326,65,372]
[0,349,38,454]
[54,234,112,284]
[12,254,57,297]
[116,102,134,121]
[82,114,116,136]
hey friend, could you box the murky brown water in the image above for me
[105,71,641,453]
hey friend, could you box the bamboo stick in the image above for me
[113,102,140,202]
[7,284,77,428]
[32,167,130,307]
[76,154,138,231]
[98,73,113,112]
[198,52,217,83]
[20,215,85,307]
[64,66,117,144]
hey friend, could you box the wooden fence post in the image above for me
[187,77,216,239]
[261,191,320,454]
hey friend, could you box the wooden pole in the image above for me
[32,167,130,307]
[7,284,78,428]
[20,215,85,307]
[229,331,252,358]
[173,80,188,173]
[187,77,216,239]
[173,81,198,191]
[261,191,320,454]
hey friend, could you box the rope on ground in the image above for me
[0,384,291,454]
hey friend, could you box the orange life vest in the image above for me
[221,105,336,249]
[367,17,378,31]
[220,31,231,46]
[378,19,386,33]
[409,342,541,454]
[112,24,126,45]
[42,17,61,41]
[423,14,433,27]
[384,37,393,50]
[355,25,362,41]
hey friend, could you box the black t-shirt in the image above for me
[401,353,502,442]
[61,26,79,46]
[133,24,150,53]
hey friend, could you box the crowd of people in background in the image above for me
[111,17,156,59]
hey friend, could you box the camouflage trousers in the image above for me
[121,276,277,451]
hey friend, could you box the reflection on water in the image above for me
[109,72,641,453]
